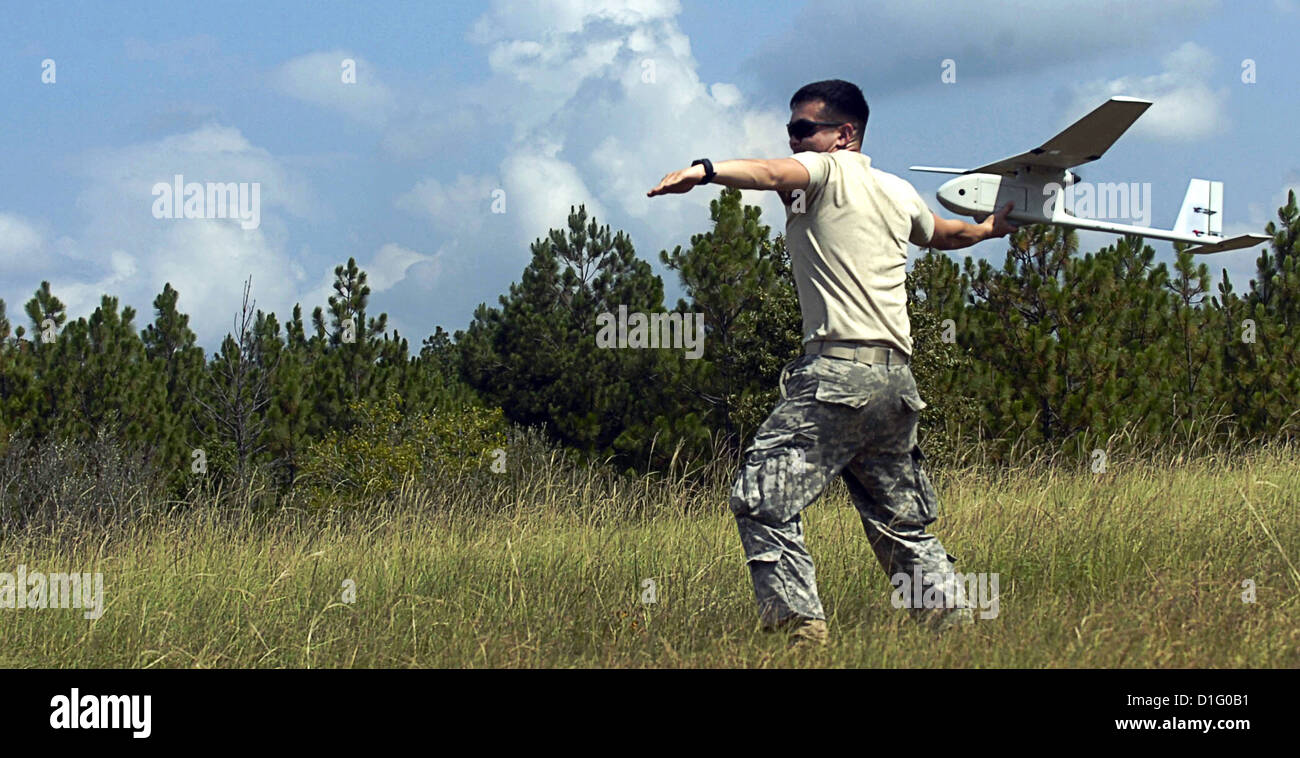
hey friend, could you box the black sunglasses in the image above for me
[787,119,844,140]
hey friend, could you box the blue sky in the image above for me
[3,0,1297,352]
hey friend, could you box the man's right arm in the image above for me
[928,202,1018,250]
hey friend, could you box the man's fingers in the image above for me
[648,172,679,196]
[649,167,704,197]
[996,202,1018,233]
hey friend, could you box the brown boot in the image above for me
[923,607,974,635]
[785,618,829,648]
[761,615,829,647]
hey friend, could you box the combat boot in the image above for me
[762,615,829,647]
[928,607,974,635]
[786,618,829,648]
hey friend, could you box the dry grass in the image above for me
[1,431,1297,668]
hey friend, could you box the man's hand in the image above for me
[647,164,707,197]
[981,201,1019,238]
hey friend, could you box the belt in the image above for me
[804,339,908,366]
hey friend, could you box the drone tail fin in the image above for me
[1173,179,1223,239]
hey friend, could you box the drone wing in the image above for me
[968,96,1153,177]
[909,166,969,174]
[1187,233,1272,255]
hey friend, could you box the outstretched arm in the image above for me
[928,202,1019,249]
[647,158,810,196]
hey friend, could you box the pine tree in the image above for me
[141,283,205,492]
[1165,245,1219,426]
[310,257,389,436]
[1217,191,1300,440]
[462,204,686,468]
[906,248,981,464]
[1252,190,1300,328]
[0,298,36,448]
[961,224,1076,454]
[414,325,479,411]
[258,303,314,490]
[19,282,69,441]
[659,187,800,450]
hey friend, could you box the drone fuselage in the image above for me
[937,170,1068,224]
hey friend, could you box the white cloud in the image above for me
[6,125,318,350]
[396,174,502,236]
[1068,42,1229,141]
[380,98,494,160]
[459,0,789,251]
[270,51,396,127]
[363,243,440,294]
[467,0,683,43]
[0,213,45,275]
[501,145,609,248]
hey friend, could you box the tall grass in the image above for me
[1,426,1296,668]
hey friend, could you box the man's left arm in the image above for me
[647,159,810,196]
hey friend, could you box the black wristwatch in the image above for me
[691,158,715,185]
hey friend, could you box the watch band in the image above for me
[691,158,715,184]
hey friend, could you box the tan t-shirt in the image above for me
[786,150,934,357]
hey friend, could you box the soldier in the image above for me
[649,79,1016,646]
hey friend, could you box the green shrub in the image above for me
[299,392,507,506]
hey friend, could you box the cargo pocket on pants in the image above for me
[730,439,811,523]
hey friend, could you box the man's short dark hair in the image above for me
[790,79,869,144]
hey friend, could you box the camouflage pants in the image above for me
[729,353,970,628]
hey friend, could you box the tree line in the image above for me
[1,187,1297,503]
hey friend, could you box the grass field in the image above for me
[2,439,1297,668]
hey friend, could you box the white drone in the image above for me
[911,97,1270,254]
